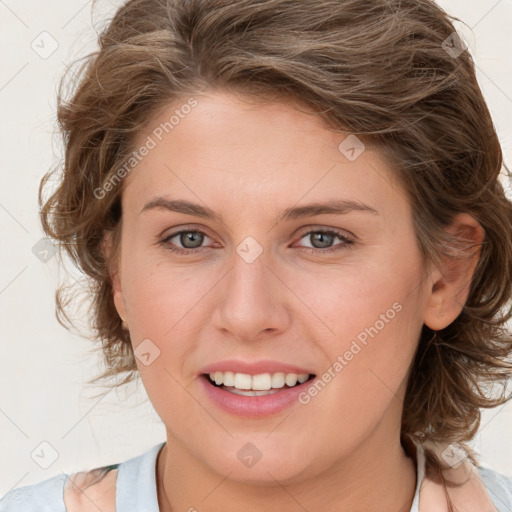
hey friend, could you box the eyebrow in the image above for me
[140,197,379,222]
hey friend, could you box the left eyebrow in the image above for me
[276,199,379,223]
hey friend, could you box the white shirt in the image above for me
[1,441,511,511]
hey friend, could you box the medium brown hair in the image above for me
[40,0,512,489]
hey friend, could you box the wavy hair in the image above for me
[40,0,512,494]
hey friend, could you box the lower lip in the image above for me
[199,375,315,418]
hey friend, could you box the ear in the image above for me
[102,230,128,324]
[423,213,485,331]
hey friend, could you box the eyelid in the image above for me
[159,224,354,243]
[159,224,215,241]
[293,224,356,240]
[290,227,354,251]
[159,224,355,255]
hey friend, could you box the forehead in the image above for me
[123,91,408,225]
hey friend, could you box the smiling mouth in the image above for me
[202,372,316,396]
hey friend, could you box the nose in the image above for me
[211,240,291,342]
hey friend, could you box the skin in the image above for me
[108,90,484,512]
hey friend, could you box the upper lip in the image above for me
[199,359,314,376]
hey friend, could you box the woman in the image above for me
[2,0,512,510]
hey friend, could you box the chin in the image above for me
[199,439,317,486]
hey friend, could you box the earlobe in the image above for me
[102,230,128,326]
[423,213,485,331]
[113,288,128,328]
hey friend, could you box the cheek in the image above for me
[120,261,204,420]
[291,249,423,404]
[121,247,210,337]
[292,254,421,349]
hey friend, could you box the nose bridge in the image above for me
[227,234,274,312]
[212,234,289,339]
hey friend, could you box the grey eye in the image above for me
[178,231,204,249]
[308,232,335,249]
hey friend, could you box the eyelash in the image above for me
[159,228,354,255]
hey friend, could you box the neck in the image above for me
[156,429,417,512]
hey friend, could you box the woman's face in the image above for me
[112,90,434,483]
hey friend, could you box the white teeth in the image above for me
[297,374,309,384]
[271,372,285,388]
[252,373,272,391]
[223,371,235,386]
[234,373,252,390]
[207,371,311,391]
[285,373,298,387]
[228,388,281,396]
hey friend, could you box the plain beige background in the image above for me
[1,0,511,496]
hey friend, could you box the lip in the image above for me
[199,374,316,418]
[199,359,313,376]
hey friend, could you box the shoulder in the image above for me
[0,442,164,512]
[477,465,512,511]
[0,473,67,512]
[63,466,118,512]
[0,466,119,512]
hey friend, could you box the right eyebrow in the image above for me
[140,198,223,221]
